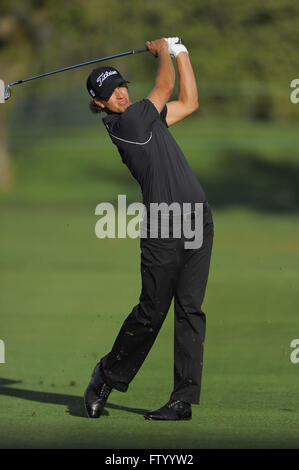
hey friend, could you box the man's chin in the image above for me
[120,102,131,112]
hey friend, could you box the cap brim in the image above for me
[99,78,130,101]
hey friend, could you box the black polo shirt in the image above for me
[102,99,206,209]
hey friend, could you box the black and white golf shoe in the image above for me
[84,362,112,418]
[144,399,192,421]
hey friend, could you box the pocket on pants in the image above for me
[141,236,179,268]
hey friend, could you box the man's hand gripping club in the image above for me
[165,37,188,58]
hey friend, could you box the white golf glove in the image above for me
[165,37,188,58]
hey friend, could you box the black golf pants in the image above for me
[98,204,214,404]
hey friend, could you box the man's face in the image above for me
[95,86,131,113]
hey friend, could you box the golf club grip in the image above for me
[133,46,149,54]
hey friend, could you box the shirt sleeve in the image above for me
[160,105,168,128]
[113,99,160,142]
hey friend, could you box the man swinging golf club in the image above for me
[84,37,214,421]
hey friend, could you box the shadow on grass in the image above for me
[0,377,147,419]
[200,149,299,213]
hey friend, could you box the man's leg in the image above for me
[85,236,179,417]
[143,207,214,420]
[95,236,179,392]
[170,207,214,404]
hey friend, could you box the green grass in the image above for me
[5,118,299,208]
[1,204,299,449]
[1,118,299,448]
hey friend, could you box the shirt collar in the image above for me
[102,112,119,128]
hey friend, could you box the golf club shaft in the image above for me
[7,46,148,89]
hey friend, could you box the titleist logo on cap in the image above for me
[96,70,118,87]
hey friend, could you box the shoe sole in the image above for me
[144,415,192,421]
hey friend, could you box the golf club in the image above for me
[1,46,148,103]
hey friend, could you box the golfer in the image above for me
[84,38,214,420]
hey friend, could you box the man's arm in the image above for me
[146,38,175,113]
[166,52,199,127]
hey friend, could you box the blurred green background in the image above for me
[0,0,299,449]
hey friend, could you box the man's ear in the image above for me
[94,98,106,109]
